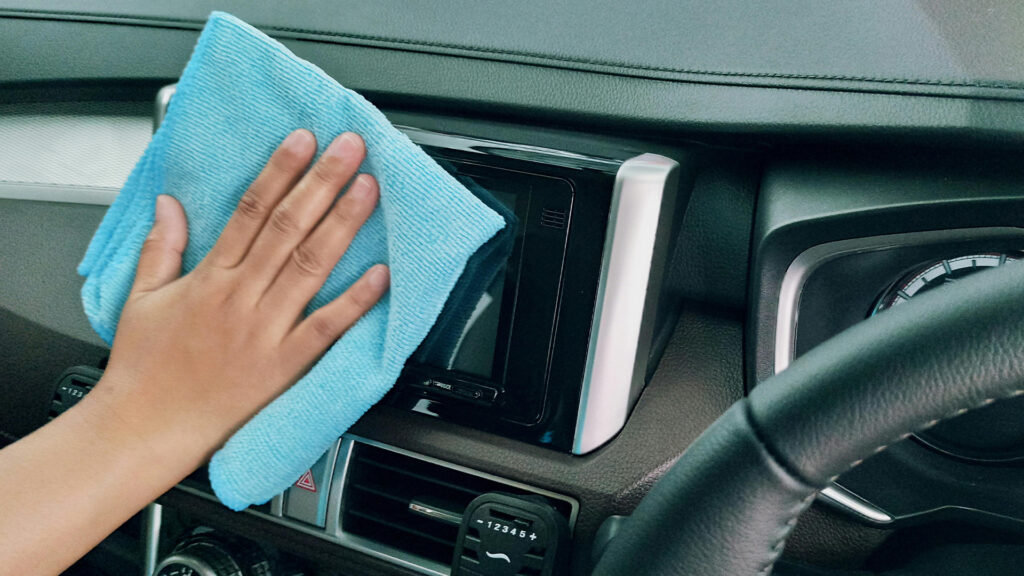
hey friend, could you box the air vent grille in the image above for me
[341,443,572,566]
[539,207,568,229]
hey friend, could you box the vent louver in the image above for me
[340,443,573,566]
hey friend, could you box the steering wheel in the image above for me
[592,256,1024,575]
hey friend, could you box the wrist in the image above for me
[85,370,215,483]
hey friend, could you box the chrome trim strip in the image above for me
[775,227,1024,525]
[572,154,680,454]
[154,84,177,133]
[269,493,284,517]
[4,85,618,209]
[0,182,117,206]
[819,486,894,524]
[409,500,463,526]
[173,435,579,576]
[142,503,163,576]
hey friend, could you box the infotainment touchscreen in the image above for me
[380,128,684,455]
[414,182,518,381]
[397,160,578,431]
[434,188,517,379]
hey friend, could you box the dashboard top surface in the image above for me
[4,2,1024,147]
[2,0,1024,100]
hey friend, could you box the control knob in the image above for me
[154,532,272,576]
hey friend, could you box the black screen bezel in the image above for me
[388,148,615,451]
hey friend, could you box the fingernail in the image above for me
[326,132,362,159]
[154,195,171,223]
[369,265,390,291]
[283,129,315,152]
[348,174,376,200]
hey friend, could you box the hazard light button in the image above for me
[284,439,341,527]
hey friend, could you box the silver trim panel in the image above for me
[573,154,680,454]
[142,503,163,576]
[173,435,579,576]
[818,486,894,524]
[0,182,118,205]
[3,83,617,210]
[154,84,176,133]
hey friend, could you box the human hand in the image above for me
[96,129,389,467]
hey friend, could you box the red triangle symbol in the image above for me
[295,469,317,493]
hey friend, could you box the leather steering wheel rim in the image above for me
[593,257,1024,575]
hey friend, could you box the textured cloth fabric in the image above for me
[413,170,516,369]
[78,11,504,510]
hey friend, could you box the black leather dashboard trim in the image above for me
[5,17,1024,148]
[0,8,1015,90]
[2,4,1024,101]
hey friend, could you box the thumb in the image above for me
[132,195,188,295]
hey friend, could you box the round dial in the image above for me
[872,251,1024,462]
[872,253,1020,315]
[155,534,271,576]
[155,540,242,576]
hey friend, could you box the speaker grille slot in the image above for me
[540,207,567,229]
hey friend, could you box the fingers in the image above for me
[204,130,317,268]
[262,174,379,320]
[242,133,366,292]
[286,264,390,364]
[132,195,188,295]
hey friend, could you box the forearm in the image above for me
[0,130,385,572]
[0,378,206,575]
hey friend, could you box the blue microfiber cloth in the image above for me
[78,11,505,510]
[414,171,517,368]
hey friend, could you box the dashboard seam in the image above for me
[3,8,1024,96]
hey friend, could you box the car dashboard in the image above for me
[3,2,1024,575]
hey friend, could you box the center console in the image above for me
[141,86,693,576]
[158,85,688,456]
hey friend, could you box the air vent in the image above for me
[340,443,573,566]
[539,207,567,229]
